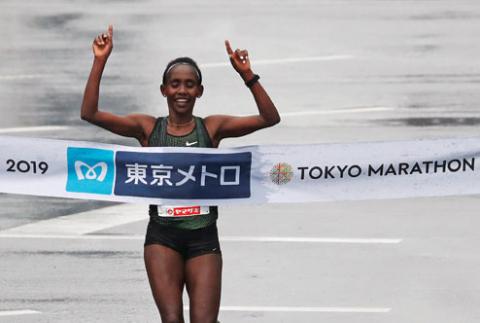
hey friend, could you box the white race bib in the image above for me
[157,205,210,217]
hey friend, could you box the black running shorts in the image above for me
[144,220,221,260]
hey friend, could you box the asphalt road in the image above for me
[1,0,480,322]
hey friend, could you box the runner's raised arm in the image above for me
[80,25,154,144]
[205,40,281,146]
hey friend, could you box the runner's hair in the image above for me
[162,57,202,85]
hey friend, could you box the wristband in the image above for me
[245,74,260,88]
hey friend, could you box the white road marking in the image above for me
[0,205,401,244]
[0,233,146,240]
[220,236,402,244]
[1,55,353,81]
[280,106,395,117]
[0,204,145,236]
[0,310,41,316]
[0,106,389,135]
[201,55,354,68]
[184,306,390,313]
[0,206,401,244]
[0,74,48,80]
[0,233,402,244]
[0,126,69,134]
[0,105,391,136]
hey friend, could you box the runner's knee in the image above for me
[160,314,184,323]
[190,310,218,323]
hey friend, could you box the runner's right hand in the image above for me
[92,25,113,60]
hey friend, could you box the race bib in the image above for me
[157,205,210,217]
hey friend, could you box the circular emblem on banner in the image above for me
[269,163,294,185]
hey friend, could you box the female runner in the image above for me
[81,25,280,323]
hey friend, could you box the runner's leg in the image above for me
[185,253,222,323]
[144,245,186,323]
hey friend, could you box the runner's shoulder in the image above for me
[129,113,156,128]
[203,114,231,130]
[203,115,231,141]
[126,114,156,144]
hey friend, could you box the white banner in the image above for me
[0,136,479,206]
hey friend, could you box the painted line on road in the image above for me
[0,126,69,134]
[221,236,402,244]
[201,55,354,68]
[0,74,49,81]
[280,106,395,117]
[184,306,390,313]
[0,202,402,245]
[0,233,402,244]
[0,310,41,317]
[0,204,145,236]
[1,55,353,82]
[0,106,393,136]
[0,204,399,245]
[0,105,391,136]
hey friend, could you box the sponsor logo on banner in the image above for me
[270,162,294,185]
[114,152,251,199]
[66,147,115,195]
[170,206,202,217]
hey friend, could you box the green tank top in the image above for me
[148,116,218,230]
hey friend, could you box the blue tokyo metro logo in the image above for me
[114,151,252,199]
[66,147,115,195]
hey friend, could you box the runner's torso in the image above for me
[147,116,218,230]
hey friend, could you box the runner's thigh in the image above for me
[144,244,185,321]
[185,253,222,323]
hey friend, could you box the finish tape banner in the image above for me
[1,136,480,207]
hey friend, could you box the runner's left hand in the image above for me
[225,40,253,79]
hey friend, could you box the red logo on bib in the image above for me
[172,206,201,217]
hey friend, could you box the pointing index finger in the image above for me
[108,24,113,39]
[225,40,233,56]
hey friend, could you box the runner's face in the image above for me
[161,64,203,115]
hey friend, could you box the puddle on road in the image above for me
[32,13,83,29]
[375,117,480,127]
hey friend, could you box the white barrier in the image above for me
[0,136,478,207]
